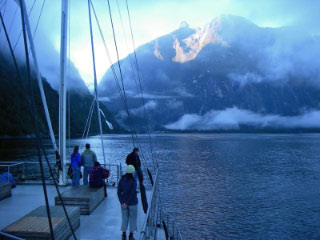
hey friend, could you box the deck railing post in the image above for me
[7,166,10,182]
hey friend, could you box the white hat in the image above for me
[126,165,135,174]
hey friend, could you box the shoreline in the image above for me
[1,128,320,139]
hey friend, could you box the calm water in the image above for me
[1,134,320,239]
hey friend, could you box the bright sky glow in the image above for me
[1,0,319,87]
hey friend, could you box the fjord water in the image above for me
[1,134,320,239]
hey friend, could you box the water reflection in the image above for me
[1,133,320,239]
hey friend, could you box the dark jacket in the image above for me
[117,174,138,206]
[89,166,105,187]
[126,152,141,170]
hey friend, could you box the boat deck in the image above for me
[0,184,148,240]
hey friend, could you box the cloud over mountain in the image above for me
[99,15,320,131]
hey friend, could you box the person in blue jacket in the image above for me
[117,165,138,240]
[71,145,81,186]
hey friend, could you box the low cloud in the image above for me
[228,72,263,86]
[167,99,183,110]
[130,100,157,115]
[165,107,320,130]
[132,93,172,99]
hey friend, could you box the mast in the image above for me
[17,0,59,155]
[88,0,106,166]
[59,0,69,185]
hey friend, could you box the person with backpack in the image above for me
[89,161,107,197]
[71,145,81,186]
[117,165,138,240]
[81,143,97,185]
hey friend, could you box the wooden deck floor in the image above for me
[0,185,148,240]
[55,186,105,215]
[2,206,80,240]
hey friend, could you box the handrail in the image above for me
[0,161,121,185]
[0,162,24,183]
[162,212,183,240]
[140,169,159,240]
[139,168,183,240]
[0,231,25,240]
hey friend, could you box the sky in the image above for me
[1,0,319,88]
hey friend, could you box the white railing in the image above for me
[0,161,121,185]
[140,170,160,240]
[161,212,183,240]
[139,169,183,240]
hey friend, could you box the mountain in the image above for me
[99,15,320,131]
[0,51,123,136]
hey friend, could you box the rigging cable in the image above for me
[89,0,127,106]
[113,0,156,180]
[0,0,8,37]
[8,4,18,34]
[32,0,45,39]
[115,0,138,86]
[0,12,20,80]
[105,0,153,184]
[13,0,37,51]
[18,0,54,238]
[106,0,137,145]
[88,0,107,165]
[85,102,95,139]
[81,97,96,139]
[90,0,136,145]
[125,0,158,168]
[18,0,60,162]
[90,0,152,184]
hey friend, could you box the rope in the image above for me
[19,0,54,238]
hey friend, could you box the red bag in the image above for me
[104,168,110,179]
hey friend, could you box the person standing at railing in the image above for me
[117,165,138,240]
[71,146,81,186]
[126,148,143,183]
[81,143,97,185]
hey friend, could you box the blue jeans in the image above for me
[121,204,138,232]
[72,168,80,186]
[83,167,92,185]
